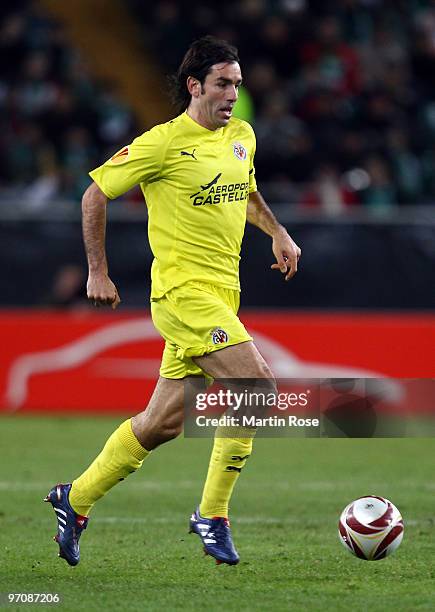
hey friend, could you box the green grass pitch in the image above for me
[0,416,434,611]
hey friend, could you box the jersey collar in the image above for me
[181,111,225,139]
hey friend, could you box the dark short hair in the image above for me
[168,35,240,113]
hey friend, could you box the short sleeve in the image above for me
[89,126,165,199]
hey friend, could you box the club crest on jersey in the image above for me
[233,142,247,161]
[211,328,229,344]
[110,146,129,164]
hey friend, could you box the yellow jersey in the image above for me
[89,111,257,299]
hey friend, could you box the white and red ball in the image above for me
[338,496,404,560]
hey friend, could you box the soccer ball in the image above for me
[338,495,404,560]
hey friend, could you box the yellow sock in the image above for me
[69,419,149,516]
[199,427,254,518]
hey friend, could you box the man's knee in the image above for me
[132,375,187,443]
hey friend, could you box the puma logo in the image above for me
[181,148,197,160]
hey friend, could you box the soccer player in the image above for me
[45,36,301,567]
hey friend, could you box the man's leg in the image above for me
[46,377,186,565]
[187,341,275,564]
[193,341,274,519]
[69,377,185,515]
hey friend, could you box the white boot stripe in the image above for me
[54,507,67,517]
[58,525,64,532]
[57,517,66,525]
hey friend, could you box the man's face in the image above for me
[197,62,242,129]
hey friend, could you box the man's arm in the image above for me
[247,191,301,281]
[82,182,121,308]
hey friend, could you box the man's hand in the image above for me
[271,227,301,281]
[246,192,302,281]
[87,273,121,309]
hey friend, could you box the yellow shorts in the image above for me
[151,281,253,379]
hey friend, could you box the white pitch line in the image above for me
[92,516,298,525]
[37,515,422,526]
[1,480,435,492]
[0,480,197,492]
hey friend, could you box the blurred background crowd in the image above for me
[136,0,435,209]
[3,0,435,211]
[0,2,136,206]
[1,0,434,309]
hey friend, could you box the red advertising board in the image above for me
[0,310,434,413]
